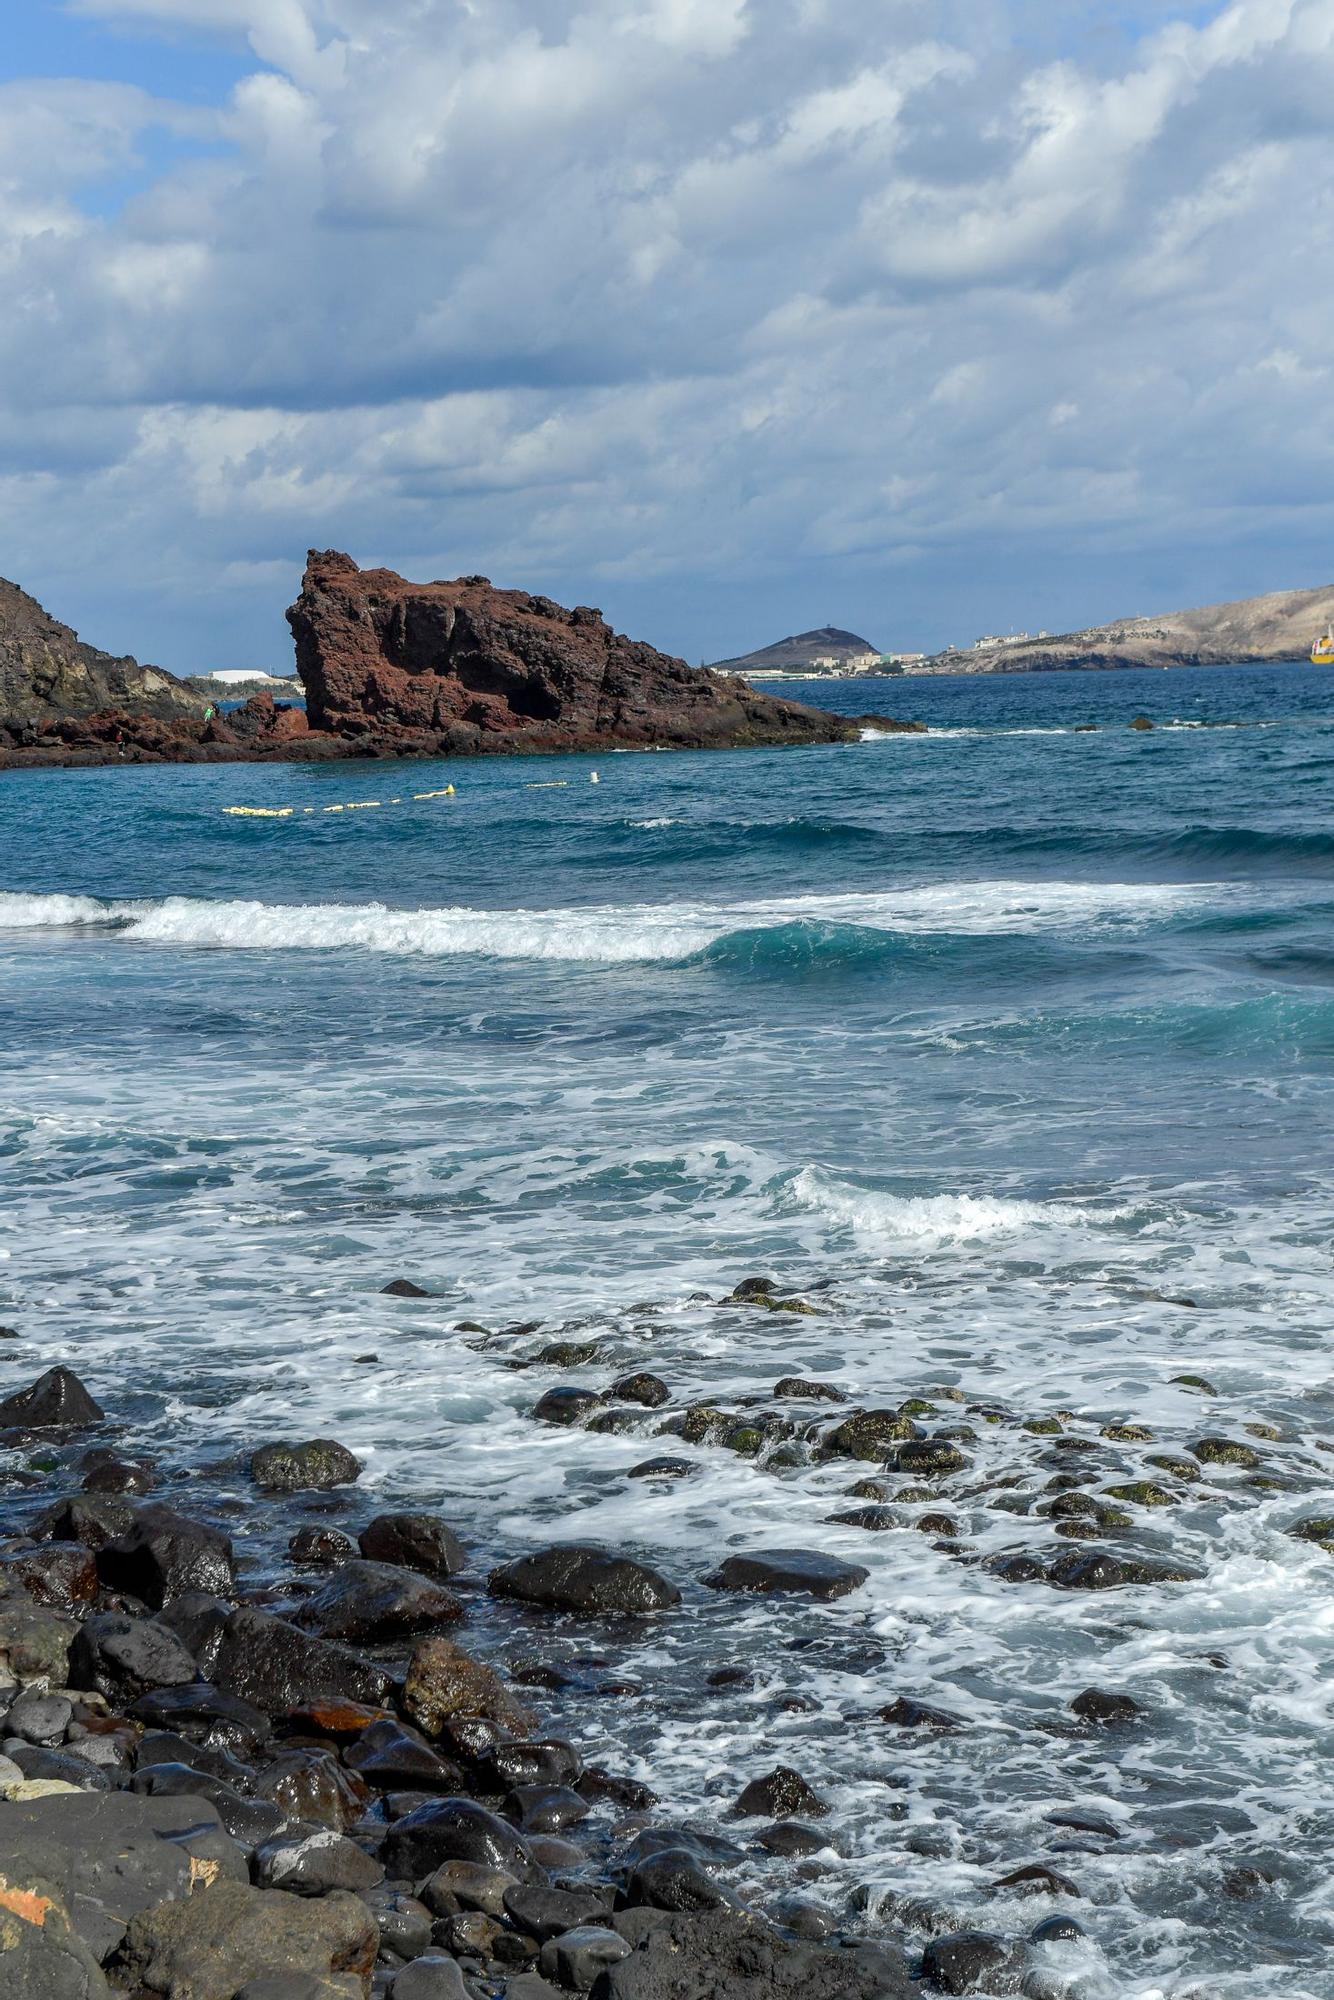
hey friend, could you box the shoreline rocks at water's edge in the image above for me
[0,556,925,771]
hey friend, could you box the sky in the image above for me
[2,0,1333,672]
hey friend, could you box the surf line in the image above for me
[223,785,456,818]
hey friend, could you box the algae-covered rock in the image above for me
[1191,1437,1261,1468]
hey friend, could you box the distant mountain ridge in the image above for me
[918,583,1334,675]
[708,626,880,673]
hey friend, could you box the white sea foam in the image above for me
[0,877,1230,962]
[789,1165,1132,1245]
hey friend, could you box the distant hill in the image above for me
[918,584,1334,675]
[708,626,880,673]
[0,575,204,725]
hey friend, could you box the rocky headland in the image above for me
[917,582,1334,675]
[0,557,921,770]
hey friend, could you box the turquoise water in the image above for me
[3,664,1334,1997]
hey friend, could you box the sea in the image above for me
[3,663,1334,1998]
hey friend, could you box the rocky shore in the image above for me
[0,557,925,770]
[4,1268,1314,1999]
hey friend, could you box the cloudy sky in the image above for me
[3,0,1333,672]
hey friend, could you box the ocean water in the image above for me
[3,663,1334,1997]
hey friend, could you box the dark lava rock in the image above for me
[612,1373,670,1409]
[383,1797,539,1882]
[774,1378,847,1403]
[895,1440,968,1477]
[825,1506,897,1531]
[627,1456,696,1480]
[578,1767,657,1811]
[81,1453,156,1496]
[129,1683,272,1757]
[701,1548,868,1600]
[489,1543,680,1616]
[357,1512,467,1579]
[288,1524,357,1567]
[1030,1914,1088,1943]
[130,1762,288,1847]
[503,1884,613,1942]
[920,1930,1020,1994]
[1191,1436,1262,1469]
[212,1605,393,1711]
[532,1387,603,1427]
[0,1366,104,1431]
[605,1908,912,2000]
[68,1611,199,1705]
[250,1440,362,1491]
[757,1821,831,1858]
[1046,1549,1197,1590]
[250,1748,369,1832]
[116,1877,377,1998]
[626,1848,726,1913]
[0,1541,99,1608]
[732,1766,827,1820]
[990,1864,1080,1898]
[383,1278,432,1297]
[879,1696,965,1731]
[540,1926,632,1989]
[505,1782,590,1832]
[98,1505,236,1608]
[344,1719,462,1793]
[293,1559,463,1643]
[1070,1687,1142,1726]
[253,1828,385,1896]
[33,1493,136,1551]
[391,1959,470,2000]
[825,1409,921,1459]
[1044,1810,1121,1841]
[0,1790,247,1965]
[154,1592,231,1676]
[401,1635,537,1738]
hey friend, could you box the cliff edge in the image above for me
[0,576,203,726]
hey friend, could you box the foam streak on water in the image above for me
[4,664,1334,1998]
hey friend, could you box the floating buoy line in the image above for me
[221,774,601,819]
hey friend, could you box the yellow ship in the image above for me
[1312,627,1334,663]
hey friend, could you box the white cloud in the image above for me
[4,0,1334,668]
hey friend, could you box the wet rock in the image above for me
[401,1635,537,1739]
[612,1373,670,1409]
[505,1782,589,1832]
[1069,1687,1142,1726]
[772,1895,839,1941]
[9,1742,109,1791]
[1030,1914,1087,1943]
[6,1690,72,1744]
[383,1279,432,1297]
[0,1543,99,1609]
[537,1340,602,1367]
[701,1549,868,1601]
[357,1512,468,1580]
[990,1864,1080,1898]
[253,1828,385,1897]
[97,1506,235,1609]
[153,1593,230,1677]
[236,1982,363,2000]
[626,1848,726,1913]
[1103,1481,1176,1508]
[577,1767,657,1811]
[419,1859,518,1919]
[0,1886,112,1999]
[848,1479,892,1502]
[33,1494,136,1551]
[732,1767,827,1820]
[81,1453,156,1496]
[1045,1549,1197,1590]
[251,1749,369,1832]
[605,1909,911,2000]
[756,1821,830,1858]
[489,1544,680,1616]
[294,1559,463,1644]
[503,1884,613,1942]
[774,1378,847,1403]
[982,1551,1045,1584]
[533,1388,604,1427]
[1100,1423,1152,1444]
[1169,1375,1217,1395]
[390,1958,469,2000]
[289,1526,357,1568]
[824,1409,921,1459]
[480,1740,582,1789]
[128,1684,272,1758]
[894,1440,968,1478]
[728,1277,777,1300]
[212,1607,393,1711]
[383,1797,539,1883]
[116,1878,378,2000]
[130,1762,288,1847]
[879,1697,964,1731]
[920,1930,1020,1994]
[344,1719,462,1793]
[1191,1436,1261,1469]
[1044,1810,1121,1841]
[627,1457,695,1481]
[251,1440,363,1491]
[539,1924,632,1988]
[916,1513,958,1537]
[0,1367,104,1431]
[68,1613,198,1706]
[1287,1515,1334,1547]
[824,1506,897,1531]
[0,1790,247,1966]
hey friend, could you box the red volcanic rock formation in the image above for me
[286,551,862,752]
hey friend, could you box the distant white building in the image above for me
[206,669,294,685]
